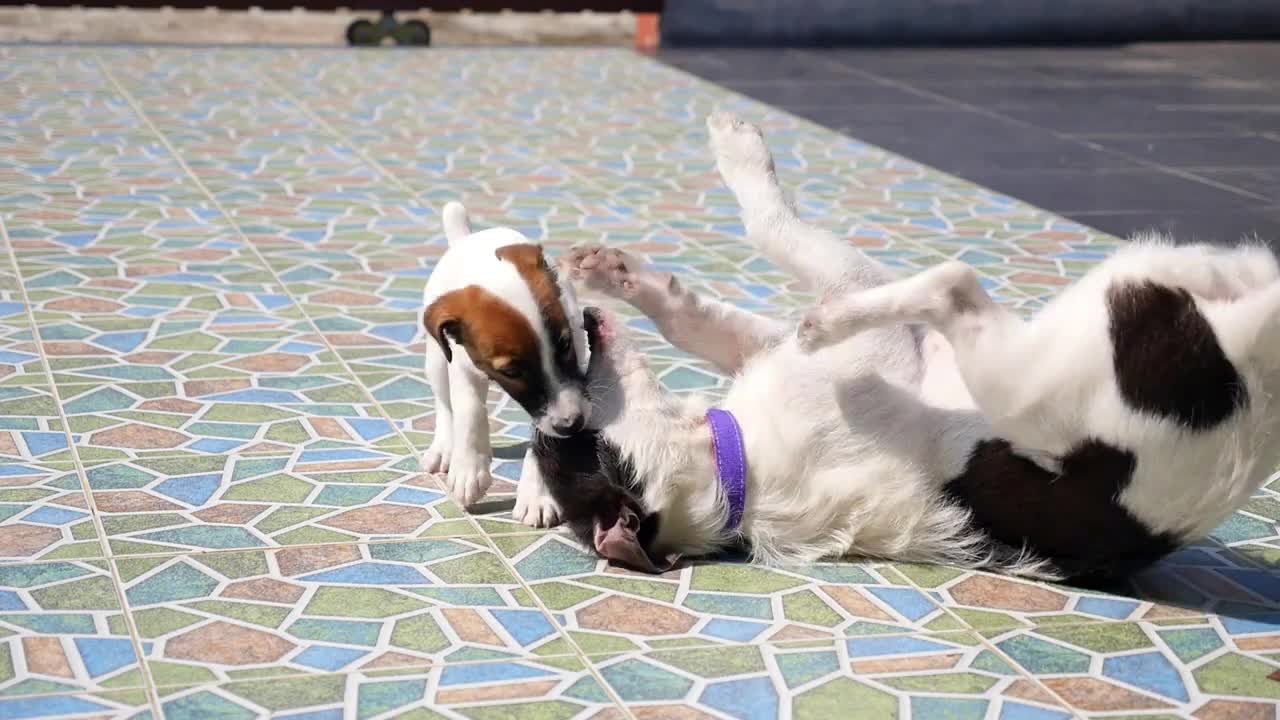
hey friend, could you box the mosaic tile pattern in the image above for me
[0,45,1275,718]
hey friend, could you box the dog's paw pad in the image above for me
[571,247,643,300]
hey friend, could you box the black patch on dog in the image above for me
[530,429,663,568]
[1107,280,1246,430]
[944,438,1182,584]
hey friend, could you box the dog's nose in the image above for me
[553,415,585,436]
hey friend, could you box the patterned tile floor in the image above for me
[0,46,1277,719]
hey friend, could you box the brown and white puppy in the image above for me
[422,201,589,523]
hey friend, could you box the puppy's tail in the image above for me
[442,201,471,247]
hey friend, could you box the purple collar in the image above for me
[706,408,747,532]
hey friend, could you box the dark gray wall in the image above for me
[660,0,1280,46]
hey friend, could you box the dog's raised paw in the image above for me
[707,113,778,208]
[566,245,643,300]
[796,306,847,352]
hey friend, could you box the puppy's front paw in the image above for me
[446,452,493,507]
[422,436,452,474]
[563,244,643,300]
[513,483,561,528]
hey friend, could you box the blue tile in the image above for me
[701,618,768,642]
[23,506,87,525]
[1075,596,1139,620]
[489,609,557,646]
[300,563,432,586]
[700,677,778,720]
[845,636,952,658]
[865,587,935,622]
[73,637,139,678]
[1102,651,1189,702]
[439,662,553,687]
[153,473,222,506]
[292,645,368,672]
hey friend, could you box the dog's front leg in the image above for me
[423,341,454,473]
[513,447,561,527]
[444,360,494,507]
[563,245,784,374]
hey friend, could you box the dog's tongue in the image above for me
[593,507,679,574]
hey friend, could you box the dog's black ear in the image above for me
[423,291,467,363]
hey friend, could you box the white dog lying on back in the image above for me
[527,113,1280,584]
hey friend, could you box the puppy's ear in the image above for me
[495,243,550,272]
[423,290,467,363]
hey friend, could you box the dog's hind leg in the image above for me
[1204,282,1280,374]
[563,244,785,375]
[707,112,891,296]
[798,261,1054,444]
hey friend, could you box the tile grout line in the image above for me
[0,208,164,716]
[96,53,636,717]
[789,49,1276,205]
[254,67,642,720]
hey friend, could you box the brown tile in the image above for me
[22,637,74,678]
[184,378,251,396]
[276,544,361,576]
[821,585,897,622]
[137,399,202,414]
[321,505,431,534]
[93,491,183,513]
[851,653,962,673]
[1004,679,1060,705]
[221,577,305,604]
[633,705,721,720]
[1235,635,1280,651]
[768,625,833,642]
[227,353,309,372]
[166,621,296,665]
[441,608,505,646]
[45,298,123,313]
[436,679,558,704]
[360,651,430,670]
[1194,699,1277,720]
[1043,677,1174,711]
[0,524,61,557]
[89,424,187,450]
[576,596,696,636]
[948,575,1068,612]
[191,504,270,524]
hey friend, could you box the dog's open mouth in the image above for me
[593,504,680,574]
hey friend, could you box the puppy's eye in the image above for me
[497,365,523,380]
[556,334,573,358]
